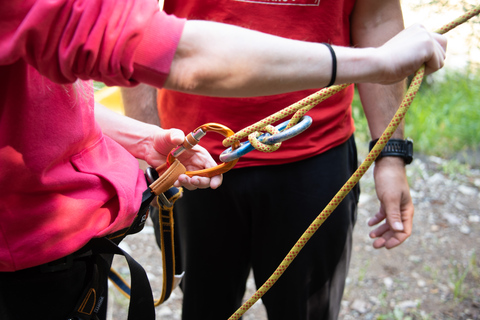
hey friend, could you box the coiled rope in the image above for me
[227,5,480,320]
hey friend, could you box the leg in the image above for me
[249,136,359,320]
[175,180,254,320]
[0,258,89,320]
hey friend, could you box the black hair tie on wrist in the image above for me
[322,42,337,87]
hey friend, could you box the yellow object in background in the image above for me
[94,86,125,115]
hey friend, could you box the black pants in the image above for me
[0,254,110,320]
[174,136,360,320]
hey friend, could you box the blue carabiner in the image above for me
[219,116,313,163]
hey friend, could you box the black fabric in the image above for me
[0,237,155,320]
[0,255,103,320]
[151,205,184,275]
[150,187,184,275]
[174,135,359,320]
[75,238,155,320]
[0,187,156,320]
[149,205,175,303]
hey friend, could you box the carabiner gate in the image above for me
[167,123,241,178]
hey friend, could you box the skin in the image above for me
[162,20,446,97]
[351,0,415,249]
[95,102,222,190]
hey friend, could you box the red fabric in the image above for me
[0,0,185,271]
[158,0,356,168]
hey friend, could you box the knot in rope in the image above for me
[221,84,350,150]
[248,125,282,153]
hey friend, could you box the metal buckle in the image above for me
[145,167,173,207]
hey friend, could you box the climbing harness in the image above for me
[108,184,184,307]
[67,180,157,320]
[107,5,480,318]
[107,168,185,312]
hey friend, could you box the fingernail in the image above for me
[393,222,404,231]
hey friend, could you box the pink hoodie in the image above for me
[0,0,185,271]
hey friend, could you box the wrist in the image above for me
[133,123,161,161]
[335,47,379,84]
[369,138,413,165]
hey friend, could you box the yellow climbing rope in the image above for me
[227,5,480,320]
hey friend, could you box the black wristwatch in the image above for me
[368,138,413,165]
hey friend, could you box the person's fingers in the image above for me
[368,210,386,227]
[369,222,390,239]
[383,203,404,232]
[163,128,185,148]
[174,173,223,190]
[369,224,408,249]
[209,174,223,189]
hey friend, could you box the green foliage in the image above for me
[447,250,480,301]
[352,69,480,159]
[94,81,106,92]
[449,259,470,301]
[406,69,480,157]
[470,250,479,279]
[351,90,369,145]
[357,259,370,282]
[376,307,413,320]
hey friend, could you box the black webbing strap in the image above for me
[68,181,157,320]
[108,186,183,306]
[107,187,156,243]
[106,168,184,308]
[70,237,155,320]
[151,186,183,304]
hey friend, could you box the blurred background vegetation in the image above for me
[353,0,480,166]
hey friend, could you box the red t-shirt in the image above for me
[159,0,356,168]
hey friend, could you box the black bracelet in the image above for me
[322,42,337,87]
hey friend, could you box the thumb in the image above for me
[167,128,185,146]
[154,128,185,152]
[384,203,404,232]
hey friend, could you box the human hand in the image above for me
[369,157,414,249]
[144,127,223,190]
[374,24,447,84]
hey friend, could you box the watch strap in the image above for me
[369,138,413,164]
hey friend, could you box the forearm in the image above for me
[352,0,407,139]
[163,20,413,97]
[121,84,160,126]
[358,82,406,139]
[95,102,159,160]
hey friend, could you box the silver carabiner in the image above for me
[219,116,312,162]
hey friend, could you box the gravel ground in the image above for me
[108,152,480,320]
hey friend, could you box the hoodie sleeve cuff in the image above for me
[132,11,186,88]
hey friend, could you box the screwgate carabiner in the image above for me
[167,123,241,178]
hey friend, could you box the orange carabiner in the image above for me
[167,123,241,178]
